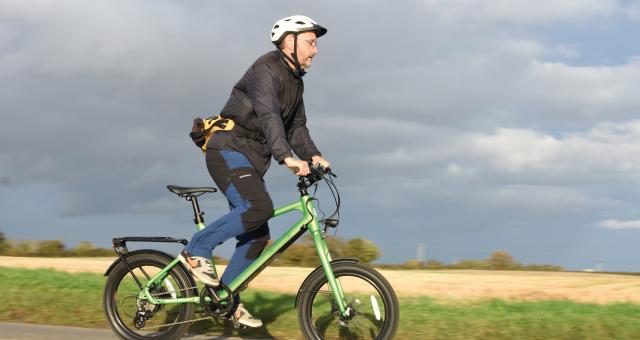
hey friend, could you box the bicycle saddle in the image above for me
[166,185,217,196]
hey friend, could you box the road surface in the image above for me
[0,322,248,340]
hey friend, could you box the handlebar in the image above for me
[294,162,336,193]
[292,161,341,229]
[289,161,332,178]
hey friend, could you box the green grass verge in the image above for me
[2,267,640,339]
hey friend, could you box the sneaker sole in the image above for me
[237,321,263,328]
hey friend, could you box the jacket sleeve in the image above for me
[288,99,321,161]
[246,62,293,163]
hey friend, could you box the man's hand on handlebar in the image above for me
[311,155,330,170]
[284,157,310,176]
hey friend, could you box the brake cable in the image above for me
[316,170,340,234]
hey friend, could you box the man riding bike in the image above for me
[179,15,330,328]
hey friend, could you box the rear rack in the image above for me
[111,237,189,290]
[112,236,188,255]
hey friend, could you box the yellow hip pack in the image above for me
[189,115,235,153]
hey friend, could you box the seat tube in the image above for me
[306,199,347,314]
[188,196,206,231]
[187,196,218,279]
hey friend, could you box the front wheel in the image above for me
[297,262,399,339]
[103,253,197,340]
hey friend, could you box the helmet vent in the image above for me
[295,21,305,25]
[284,18,291,21]
[274,25,280,29]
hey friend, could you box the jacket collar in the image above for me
[275,50,305,78]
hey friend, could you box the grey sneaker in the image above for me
[178,251,219,286]
[232,303,263,328]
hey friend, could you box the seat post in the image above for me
[186,196,205,225]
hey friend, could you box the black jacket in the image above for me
[208,50,321,175]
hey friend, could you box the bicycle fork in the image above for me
[307,206,349,317]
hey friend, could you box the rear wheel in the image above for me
[297,262,399,339]
[103,253,196,340]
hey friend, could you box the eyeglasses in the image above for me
[302,39,318,48]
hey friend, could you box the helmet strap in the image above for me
[278,34,305,77]
[291,34,306,76]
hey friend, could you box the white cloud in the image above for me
[317,35,640,131]
[446,163,476,177]
[424,0,619,26]
[522,58,640,119]
[310,115,639,214]
[598,219,640,229]
[324,117,640,185]
[469,121,640,179]
[470,129,559,173]
[473,185,619,212]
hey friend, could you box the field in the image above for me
[2,256,640,303]
[2,257,640,339]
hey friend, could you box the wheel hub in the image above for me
[335,305,357,327]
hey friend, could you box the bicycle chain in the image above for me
[149,285,199,297]
[142,315,214,329]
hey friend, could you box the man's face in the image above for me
[294,31,318,69]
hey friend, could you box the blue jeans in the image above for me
[185,149,272,291]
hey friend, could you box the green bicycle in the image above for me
[102,166,399,339]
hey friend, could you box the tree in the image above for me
[72,241,95,256]
[523,264,563,271]
[424,259,444,269]
[272,236,382,267]
[326,236,349,258]
[273,236,319,267]
[36,240,66,257]
[70,241,113,257]
[453,259,491,270]
[487,251,519,270]
[345,238,381,263]
[0,230,7,255]
[404,259,421,269]
[8,240,37,256]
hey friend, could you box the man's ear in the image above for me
[286,34,295,49]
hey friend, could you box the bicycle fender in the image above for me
[294,258,359,307]
[103,249,197,291]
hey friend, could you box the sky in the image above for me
[1,0,640,271]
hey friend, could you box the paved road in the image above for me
[0,322,247,340]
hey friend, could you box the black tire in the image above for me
[103,253,196,340]
[297,262,399,339]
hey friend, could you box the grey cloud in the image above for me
[2,1,640,268]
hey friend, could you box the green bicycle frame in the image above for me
[140,194,349,315]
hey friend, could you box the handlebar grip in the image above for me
[289,163,332,177]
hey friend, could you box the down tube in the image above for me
[224,199,309,293]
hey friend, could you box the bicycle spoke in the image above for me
[104,254,197,339]
[298,263,399,339]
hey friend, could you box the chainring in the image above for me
[200,284,234,317]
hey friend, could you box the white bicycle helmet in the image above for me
[270,15,327,45]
